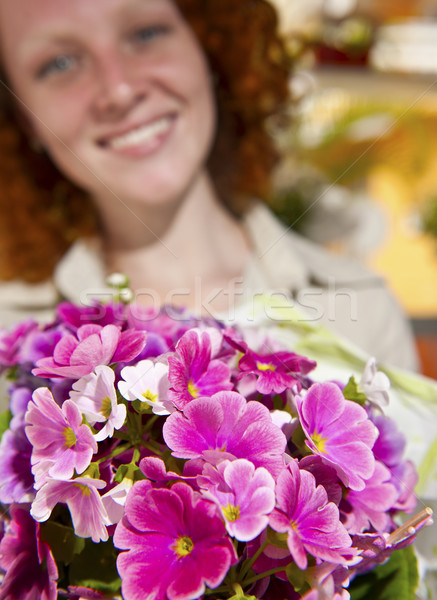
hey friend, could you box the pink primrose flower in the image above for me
[238,348,316,395]
[297,382,378,491]
[69,365,127,441]
[114,480,237,600]
[198,459,275,541]
[167,330,233,409]
[340,461,398,534]
[0,504,58,600]
[31,477,110,542]
[163,391,286,478]
[25,387,97,488]
[32,324,147,379]
[139,456,198,487]
[269,460,353,570]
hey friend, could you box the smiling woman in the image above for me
[0,0,289,285]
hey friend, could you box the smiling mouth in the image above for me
[104,116,174,151]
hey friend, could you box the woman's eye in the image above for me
[36,54,77,80]
[132,25,170,44]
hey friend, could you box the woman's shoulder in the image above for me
[242,201,382,290]
[242,202,419,371]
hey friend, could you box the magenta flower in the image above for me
[297,382,378,491]
[32,324,147,379]
[114,480,237,600]
[198,459,275,541]
[269,460,352,570]
[0,504,58,600]
[31,477,110,542]
[163,391,286,478]
[167,330,233,409]
[340,461,398,534]
[25,387,97,488]
[238,348,316,394]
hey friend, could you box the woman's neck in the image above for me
[98,174,251,315]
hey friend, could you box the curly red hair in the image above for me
[0,0,291,282]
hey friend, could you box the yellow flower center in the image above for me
[223,503,240,522]
[73,483,91,496]
[142,390,158,403]
[311,431,327,453]
[173,536,194,558]
[256,361,275,372]
[101,395,112,419]
[187,380,199,398]
[63,426,77,448]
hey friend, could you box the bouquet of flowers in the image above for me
[0,290,433,600]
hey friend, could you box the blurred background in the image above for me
[268,0,437,378]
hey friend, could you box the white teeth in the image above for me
[109,117,172,150]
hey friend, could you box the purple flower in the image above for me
[237,348,316,394]
[8,387,34,429]
[198,459,275,541]
[25,387,97,487]
[167,330,233,409]
[340,461,398,534]
[114,480,237,600]
[390,460,418,513]
[31,477,110,542]
[0,426,34,504]
[299,455,342,506]
[269,460,352,569]
[297,382,378,491]
[32,324,147,380]
[0,319,38,370]
[0,505,58,600]
[371,413,406,467]
[18,326,65,366]
[163,391,286,478]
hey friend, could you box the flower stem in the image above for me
[241,566,287,587]
[95,443,131,464]
[239,539,269,580]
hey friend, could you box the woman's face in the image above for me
[0,0,217,209]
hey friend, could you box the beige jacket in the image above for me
[0,202,418,372]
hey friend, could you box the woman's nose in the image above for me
[92,54,145,118]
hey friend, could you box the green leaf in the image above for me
[285,561,307,592]
[114,462,142,484]
[69,538,121,595]
[342,376,367,406]
[349,546,418,600]
[40,521,85,565]
[0,409,12,440]
[266,527,289,550]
